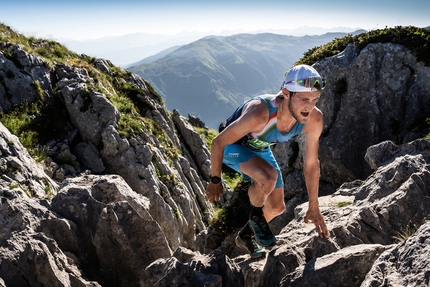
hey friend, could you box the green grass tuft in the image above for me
[337,201,353,208]
[393,222,418,242]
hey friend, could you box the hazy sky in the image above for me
[2,0,429,41]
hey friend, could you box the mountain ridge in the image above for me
[59,26,363,66]
[129,31,365,128]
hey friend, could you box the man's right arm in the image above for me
[205,100,269,202]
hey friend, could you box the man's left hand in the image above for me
[205,182,223,203]
[304,205,329,238]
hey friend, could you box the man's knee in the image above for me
[257,169,278,194]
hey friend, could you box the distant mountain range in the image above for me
[127,45,182,67]
[59,26,362,67]
[61,31,212,67]
[128,31,365,128]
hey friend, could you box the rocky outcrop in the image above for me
[139,138,430,287]
[315,42,430,181]
[274,42,430,190]
[1,43,215,252]
[280,244,390,287]
[171,109,211,181]
[0,173,172,287]
[0,44,53,112]
[1,137,428,286]
[361,222,430,287]
[56,63,120,146]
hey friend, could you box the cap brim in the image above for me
[283,83,314,92]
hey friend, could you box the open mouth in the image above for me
[301,112,309,117]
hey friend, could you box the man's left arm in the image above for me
[303,109,329,238]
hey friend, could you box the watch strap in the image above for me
[210,176,221,184]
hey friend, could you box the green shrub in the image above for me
[209,180,251,241]
[9,183,20,189]
[426,118,430,140]
[115,81,154,113]
[221,166,243,190]
[194,127,217,150]
[32,39,76,62]
[297,26,430,67]
[144,79,164,104]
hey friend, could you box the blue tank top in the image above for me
[220,94,305,151]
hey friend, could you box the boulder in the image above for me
[0,44,52,113]
[280,244,389,287]
[0,194,99,286]
[51,174,172,287]
[315,43,430,181]
[142,248,243,287]
[361,222,430,287]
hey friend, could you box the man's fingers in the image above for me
[316,225,323,237]
[315,222,329,238]
[206,190,214,203]
[317,217,329,238]
[210,192,217,202]
[205,186,222,203]
[321,222,329,238]
[306,216,329,238]
[313,222,322,237]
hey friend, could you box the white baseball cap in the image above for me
[283,64,325,92]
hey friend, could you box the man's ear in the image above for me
[282,88,289,97]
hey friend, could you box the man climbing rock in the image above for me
[206,64,329,258]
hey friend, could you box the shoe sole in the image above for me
[235,236,266,259]
[248,223,277,247]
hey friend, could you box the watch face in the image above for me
[211,176,221,184]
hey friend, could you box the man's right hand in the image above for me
[205,182,223,202]
[304,205,329,238]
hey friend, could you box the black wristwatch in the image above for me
[210,176,221,184]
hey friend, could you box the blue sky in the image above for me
[1,0,429,40]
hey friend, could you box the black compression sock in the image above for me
[250,204,264,219]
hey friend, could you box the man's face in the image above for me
[287,90,320,124]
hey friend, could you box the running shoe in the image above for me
[235,234,266,259]
[249,216,277,247]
